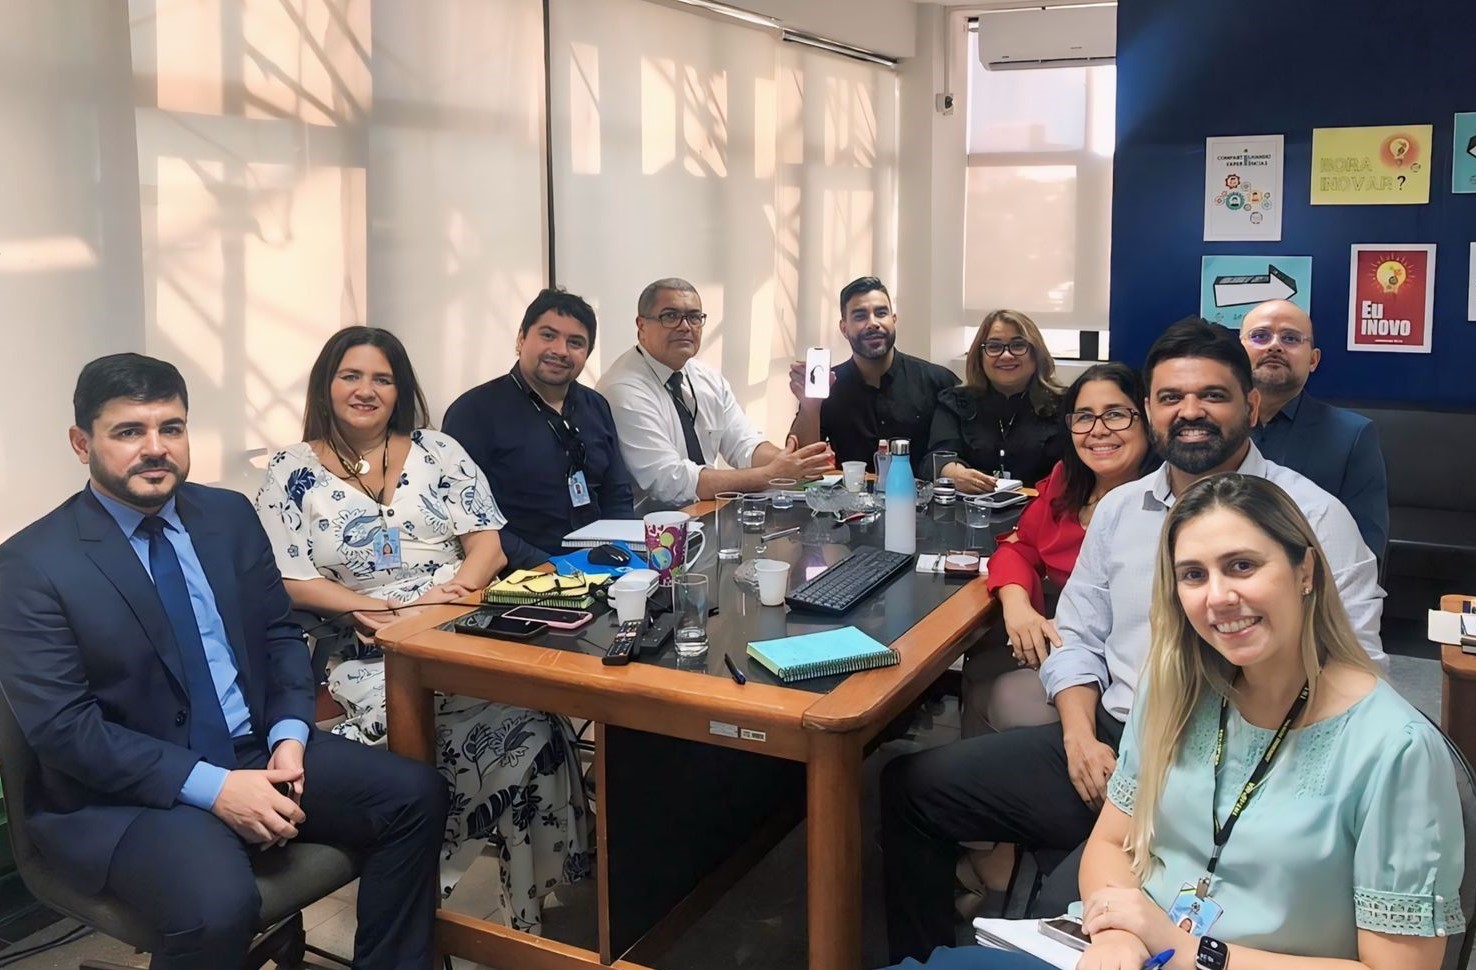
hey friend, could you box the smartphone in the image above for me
[453,613,549,640]
[1037,917,1089,951]
[976,490,1030,510]
[804,347,831,399]
[501,605,595,630]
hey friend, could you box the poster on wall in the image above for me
[1203,135,1283,241]
[1347,244,1436,354]
[1454,113,1476,194]
[1310,124,1433,205]
[1469,243,1476,322]
[1199,255,1312,329]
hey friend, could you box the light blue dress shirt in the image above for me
[92,487,309,809]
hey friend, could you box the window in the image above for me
[961,25,1114,360]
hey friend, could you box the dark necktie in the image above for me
[138,516,236,767]
[665,371,706,464]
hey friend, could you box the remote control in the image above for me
[604,619,643,666]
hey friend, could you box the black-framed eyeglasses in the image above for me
[982,338,1032,358]
[1066,407,1139,435]
[1244,327,1308,348]
[646,310,708,329]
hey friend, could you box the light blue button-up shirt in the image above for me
[92,486,309,809]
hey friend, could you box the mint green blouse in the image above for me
[1107,679,1465,958]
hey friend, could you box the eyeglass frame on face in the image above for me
[643,309,708,329]
[981,337,1033,359]
[1065,407,1140,435]
[1244,327,1309,348]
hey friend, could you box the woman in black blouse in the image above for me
[929,310,1067,493]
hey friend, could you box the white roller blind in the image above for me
[550,0,898,439]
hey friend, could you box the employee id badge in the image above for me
[568,470,592,508]
[371,526,402,570]
[1166,883,1224,936]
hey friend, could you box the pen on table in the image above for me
[1141,949,1174,970]
[761,525,801,542]
[722,652,747,685]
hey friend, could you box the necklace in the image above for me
[329,433,388,496]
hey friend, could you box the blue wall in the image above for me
[1108,1,1476,409]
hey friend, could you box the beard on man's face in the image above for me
[92,454,186,508]
[1152,415,1249,475]
[1252,355,1301,394]
[848,326,895,361]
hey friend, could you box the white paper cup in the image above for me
[841,461,867,492]
[754,559,792,607]
[610,584,649,624]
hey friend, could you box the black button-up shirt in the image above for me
[816,351,959,469]
[443,366,635,570]
[928,385,1066,486]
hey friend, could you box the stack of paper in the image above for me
[972,918,1081,969]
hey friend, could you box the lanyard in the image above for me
[1197,681,1309,897]
[511,370,586,474]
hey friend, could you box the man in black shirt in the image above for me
[444,288,635,570]
[789,276,958,469]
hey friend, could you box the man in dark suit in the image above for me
[0,354,448,969]
[1240,299,1389,560]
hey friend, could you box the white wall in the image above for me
[732,0,917,58]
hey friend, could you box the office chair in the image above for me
[1429,713,1476,970]
[0,692,360,969]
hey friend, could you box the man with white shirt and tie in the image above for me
[599,277,833,511]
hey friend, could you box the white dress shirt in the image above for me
[1040,442,1387,722]
[598,345,767,512]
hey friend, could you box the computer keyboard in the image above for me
[784,547,914,615]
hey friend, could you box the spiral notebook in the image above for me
[746,627,897,682]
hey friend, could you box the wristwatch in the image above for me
[1196,936,1229,969]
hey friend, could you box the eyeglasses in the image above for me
[982,338,1032,358]
[647,310,708,329]
[1245,328,1308,348]
[1065,407,1139,435]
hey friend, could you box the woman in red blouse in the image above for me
[966,363,1153,732]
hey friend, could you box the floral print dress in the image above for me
[255,430,591,931]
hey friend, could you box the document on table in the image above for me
[973,918,1081,969]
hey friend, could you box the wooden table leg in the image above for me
[807,732,863,970]
[384,652,434,762]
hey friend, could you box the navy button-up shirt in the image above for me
[444,366,636,570]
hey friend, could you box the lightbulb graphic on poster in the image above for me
[1346,244,1436,354]
[1312,125,1433,205]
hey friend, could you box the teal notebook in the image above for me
[746,626,898,682]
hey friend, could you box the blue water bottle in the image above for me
[884,438,916,555]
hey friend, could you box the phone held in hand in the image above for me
[804,347,831,399]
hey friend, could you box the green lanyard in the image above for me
[1197,681,1309,899]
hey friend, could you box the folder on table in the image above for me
[746,626,897,682]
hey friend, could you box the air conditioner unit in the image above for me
[977,4,1116,71]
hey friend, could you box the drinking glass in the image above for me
[963,494,992,528]
[931,451,958,483]
[841,461,867,492]
[715,491,742,560]
[739,493,768,530]
[769,478,797,510]
[673,574,710,656]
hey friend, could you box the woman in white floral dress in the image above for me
[255,326,589,933]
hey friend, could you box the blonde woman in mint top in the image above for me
[1076,473,1462,970]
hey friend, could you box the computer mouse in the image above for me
[589,543,633,567]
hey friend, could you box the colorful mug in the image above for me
[642,511,691,587]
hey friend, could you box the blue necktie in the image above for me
[138,516,236,767]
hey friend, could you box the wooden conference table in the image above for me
[379,495,1022,970]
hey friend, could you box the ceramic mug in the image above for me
[642,511,692,587]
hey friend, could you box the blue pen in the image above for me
[1141,949,1174,970]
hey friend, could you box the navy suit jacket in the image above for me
[0,483,315,892]
[1252,392,1390,560]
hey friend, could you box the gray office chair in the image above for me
[1430,714,1476,970]
[0,691,360,969]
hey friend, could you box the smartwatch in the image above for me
[1196,936,1229,970]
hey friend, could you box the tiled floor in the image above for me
[2,651,1451,969]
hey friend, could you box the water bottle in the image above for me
[884,438,916,555]
[874,438,891,495]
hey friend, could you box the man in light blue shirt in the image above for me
[0,353,448,969]
[880,318,1385,962]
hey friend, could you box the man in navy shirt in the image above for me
[444,288,635,570]
[788,276,958,468]
[1240,299,1389,559]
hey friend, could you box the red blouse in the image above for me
[985,461,1084,612]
